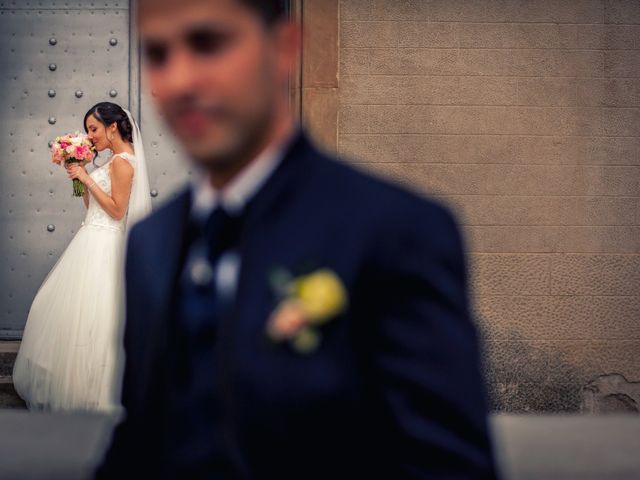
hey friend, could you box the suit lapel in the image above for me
[151,186,192,318]
[226,132,319,338]
[138,185,191,397]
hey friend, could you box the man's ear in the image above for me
[274,20,301,81]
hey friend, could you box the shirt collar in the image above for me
[189,131,295,220]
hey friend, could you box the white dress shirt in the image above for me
[184,136,291,300]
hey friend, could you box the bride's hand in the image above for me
[66,163,91,185]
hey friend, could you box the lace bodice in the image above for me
[81,152,135,232]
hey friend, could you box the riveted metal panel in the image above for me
[0,2,155,337]
[0,1,190,338]
[0,2,126,8]
[139,74,191,206]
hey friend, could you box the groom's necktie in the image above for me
[180,206,243,336]
[163,205,244,476]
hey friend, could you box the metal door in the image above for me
[0,0,189,338]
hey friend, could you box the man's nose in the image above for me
[157,45,199,96]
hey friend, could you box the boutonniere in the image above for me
[265,267,348,354]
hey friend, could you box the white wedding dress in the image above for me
[12,152,136,414]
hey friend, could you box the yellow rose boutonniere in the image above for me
[266,268,348,354]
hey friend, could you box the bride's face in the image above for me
[85,115,116,152]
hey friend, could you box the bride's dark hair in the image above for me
[83,102,134,167]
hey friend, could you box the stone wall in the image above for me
[302,0,640,412]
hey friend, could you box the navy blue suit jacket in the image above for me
[95,132,498,479]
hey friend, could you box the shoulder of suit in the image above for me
[128,185,189,238]
[316,153,463,255]
[314,149,456,225]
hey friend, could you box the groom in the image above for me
[95,0,498,478]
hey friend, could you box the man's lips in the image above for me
[174,110,210,134]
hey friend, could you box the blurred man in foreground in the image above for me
[95,0,498,478]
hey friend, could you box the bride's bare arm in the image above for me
[82,184,90,209]
[67,156,133,220]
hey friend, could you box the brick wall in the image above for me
[334,0,640,412]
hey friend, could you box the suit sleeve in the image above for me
[363,200,498,479]
[94,224,147,479]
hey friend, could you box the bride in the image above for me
[12,102,152,413]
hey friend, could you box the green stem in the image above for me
[68,158,85,197]
[72,178,84,197]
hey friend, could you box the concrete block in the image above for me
[470,254,551,295]
[339,75,520,106]
[465,226,640,253]
[397,76,462,105]
[357,49,599,78]
[464,226,554,253]
[517,78,577,107]
[427,0,603,23]
[456,49,511,76]
[577,136,640,165]
[354,162,640,196]
[599,107,640,136]
[396,21,457,48]
[516,135,640,165]
[369,48,458,75]
[340,0,373,21]
[457,76,519,105]
[577,79,640,108]
[551,226,640,253]
[550,254,640,295]
[458,23,578,49]
[475,294,640,341]
[339,133,521,164]
[364,105,640,136]
[340,21,397,48]
[550,226,640,253]
[551,296,640,341]
[577,25,640,50]
[500,49,604,77]
[340,48,370,75]
[339,75,399,105]
[338,105,368,133]
[396,76,518,105]
[365,105,499,134]
[443,195,640,226]
[604,0,640,24]
[371,0,431,21]
[514,136,578,165]
[604,51,640,78]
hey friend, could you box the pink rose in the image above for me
[75,145,86,158]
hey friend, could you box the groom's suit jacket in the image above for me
[95,131,498,479]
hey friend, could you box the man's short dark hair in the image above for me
[239,0,287,25]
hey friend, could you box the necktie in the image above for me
[162,206,244,474]
[180,206,243,336]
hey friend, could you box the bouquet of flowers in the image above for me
[50,131,96,197]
